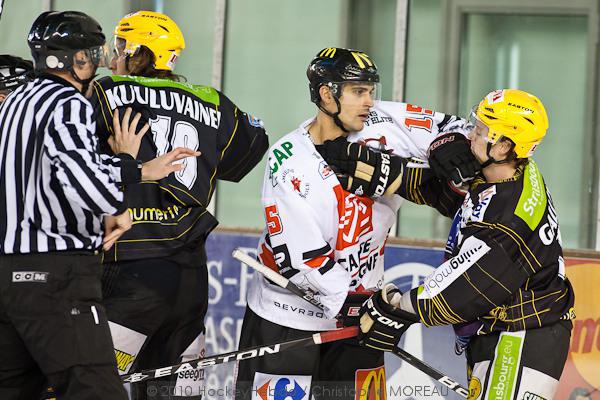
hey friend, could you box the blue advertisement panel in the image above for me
[203,231,468,399]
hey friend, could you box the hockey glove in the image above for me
[428,132,480,186]
[337,291,373,328]
[358,284,420,352]
[316,137,404,197]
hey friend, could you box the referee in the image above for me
[0,11,194,400]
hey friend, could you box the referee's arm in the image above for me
[45,97,127,216]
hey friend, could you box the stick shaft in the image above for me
[121,326,358,383]
[233,248,468,398]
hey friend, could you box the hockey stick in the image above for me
[120,326,358,383]
[232,249,469,398]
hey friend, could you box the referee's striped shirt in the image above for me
[0,74,126,254]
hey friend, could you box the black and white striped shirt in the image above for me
[0,74,125,254]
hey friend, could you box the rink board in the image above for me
[197,231,599,400]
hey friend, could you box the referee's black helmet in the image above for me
[27,11,106,71]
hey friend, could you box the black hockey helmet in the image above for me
[27,11,107,71]
[307,47,379,105]
[0,55,34,92]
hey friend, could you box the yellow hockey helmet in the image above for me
[114,11,185,71]
[473,89,549,158]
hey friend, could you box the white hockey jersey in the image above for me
[246,101,471,331]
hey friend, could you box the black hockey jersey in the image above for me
[90,75,268,261]
[410,160,575,333]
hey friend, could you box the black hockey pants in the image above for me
[0,251,127,400]
[103,246,208,400]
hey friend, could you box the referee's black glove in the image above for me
[427,132,480,186]
[358,284,420,352]
[316,137,404,197]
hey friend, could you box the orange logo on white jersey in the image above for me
[334,185,374,249]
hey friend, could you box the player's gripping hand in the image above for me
[427,132,480,186]
[316,137,404,197]
[337,291,373,327]
[109,104,157,158]
[358,284,420,352]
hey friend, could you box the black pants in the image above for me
[0,251,127,400]
[465,320,572,399]
[235,307,385,400]
[103,249,208,400]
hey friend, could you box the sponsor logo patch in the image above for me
[355,366,386,400]
[487,90,505,104]
[468,376,482,399]
[419,236,491,299]
[334,185,374,249]
[252,372,310,400]
[471,185,496,222]
[108,321,146,375]
[115,349,136,372]
[12,271,48,283]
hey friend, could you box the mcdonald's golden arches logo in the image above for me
[355,366,386,400]
[351,52,374,69]
[319,47,337,58]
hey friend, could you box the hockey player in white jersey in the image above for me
[234,47,479,400]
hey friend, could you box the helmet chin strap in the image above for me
[68,65,98,94]
[480,141,516,169]
[317,96,349,133]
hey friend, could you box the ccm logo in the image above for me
[12,271,49,283]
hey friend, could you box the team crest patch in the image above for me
[319,161,334,179]
[247,113,264,128]
[281,169,310,198]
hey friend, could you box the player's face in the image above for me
[110,38,129,75]
[72,50,97,81]
[468,120,491,163]
[337,82,376,132]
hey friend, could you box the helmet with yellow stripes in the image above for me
[472,89,549,158]
[114,11,185,71]
[307,47,380,105]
